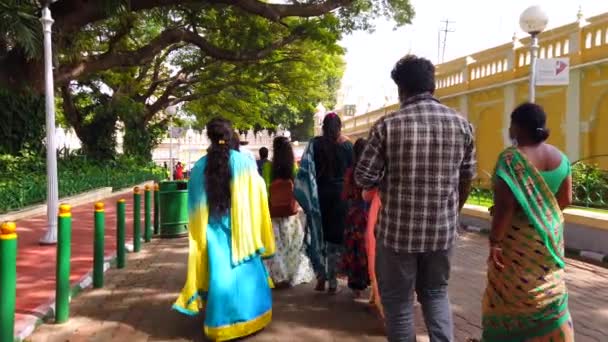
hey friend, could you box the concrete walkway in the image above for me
[26,233,608,342]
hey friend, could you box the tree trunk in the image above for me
[122,115,168,162]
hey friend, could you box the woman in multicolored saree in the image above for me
[481,103,573,342]
[262,136,314,288]
[173,118,275,341]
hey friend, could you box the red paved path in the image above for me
[12,186,153,336]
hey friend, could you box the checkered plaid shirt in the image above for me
[355,93,477,253]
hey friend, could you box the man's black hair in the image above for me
[391,55,436,96]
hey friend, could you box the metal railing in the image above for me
[0,169,165,214]
[468,157,608,211]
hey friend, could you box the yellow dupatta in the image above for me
[173,151,275,315]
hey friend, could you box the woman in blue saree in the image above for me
[173,118,275,341]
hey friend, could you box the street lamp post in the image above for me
[187,136,192,175]
[519,6,549,103]
[166,105,177,181]
[40,3,59,245]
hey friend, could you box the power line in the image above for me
[438,19,455,63]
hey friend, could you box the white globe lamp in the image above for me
[519,6,548,35]
[519,6,548,103]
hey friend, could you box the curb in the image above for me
[14,244,137,342]
[460,225,608,266]
[0,181,155,223]
[0,187,112,222]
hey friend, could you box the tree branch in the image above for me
[107,16,136,52]
[55,28,302,84]
[51,0,351,32]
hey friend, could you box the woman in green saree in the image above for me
[481,103,574,342]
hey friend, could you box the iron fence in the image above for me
[468,156,608,211]
[0,169,164,214]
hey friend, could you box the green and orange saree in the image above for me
[481,147,574,342]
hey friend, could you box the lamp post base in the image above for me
[39,228,57,245]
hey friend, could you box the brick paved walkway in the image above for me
[26,233,608,342]
[12,186,150,337]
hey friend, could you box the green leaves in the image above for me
[0,0,42,59]
[0,88,46,155]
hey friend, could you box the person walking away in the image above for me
[257,147,270,176]
[173,118,275,341]
[163,162,170,180]
[340,138,370,298]
[175,162,184,180]
[263,137,315,288]
[231,131,257,164]
[480,103,574,342]
[295,112,353,295]
[355,55,477,342]
[362,188,383,319]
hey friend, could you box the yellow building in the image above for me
[342,12,608,181]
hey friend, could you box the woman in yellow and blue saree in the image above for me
[173,118,275,341]
[481,103,574,342]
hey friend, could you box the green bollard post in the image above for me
[93,202,105,288]
[0,222,17,342]
[117,199,126,269]
[56,204,72,324]
[133,187,141,253]
[153,183,160,235]
[144,185,152,243]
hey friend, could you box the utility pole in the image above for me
[438,19,455,63]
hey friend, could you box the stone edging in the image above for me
[460,225,608,265]
[0,181,155,223]
[0,187,112,223]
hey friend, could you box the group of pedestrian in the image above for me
[173,55,574,342]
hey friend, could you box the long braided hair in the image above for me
[205,118,233,217]
[316,113,342,178]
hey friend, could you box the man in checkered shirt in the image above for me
[355,55,476,342]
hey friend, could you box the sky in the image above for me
[338,0,607,114]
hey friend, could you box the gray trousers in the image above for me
[376,243,454,342]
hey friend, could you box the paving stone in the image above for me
[26,233,608,341]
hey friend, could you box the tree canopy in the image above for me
[0,0,415,159]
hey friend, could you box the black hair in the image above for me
[205,118,233,217]
[271,137,295,180]
[316,113,342,177]
[353,138,367,167]
[391,55,436,97]
[511,102,550,144]
[230,131,240,151]
[259,147,269,160]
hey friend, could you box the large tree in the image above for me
[1,0,414,158]
[1,0,414,92]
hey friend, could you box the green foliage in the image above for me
[1,0,414,162]
[0,0,41,59]
[184,40,345,131]
[571,162,608,208]
[468,162,608,210]
[0,153,166,213]
[75,100,118,161]
[289,109,316,142]
[337,0,415,32]
[0,87,45,155]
